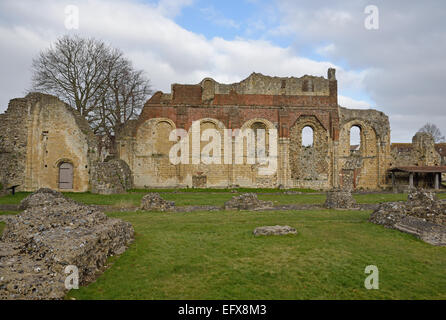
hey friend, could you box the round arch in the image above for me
[241,118,275,130]
[195,117,226,131]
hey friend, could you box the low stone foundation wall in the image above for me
[369,189,446,246]
[325,189,358,209]
[141,193,175,211]
[253,225,297,236]
[0,188,134,299]
[224,193,274,211]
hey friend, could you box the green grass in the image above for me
[1,190,445,299]
[0,192,30,204]
[437,192,446,199]
[0,211,20,216]
[353,193,408,204]
[67,209,446,300]
[130,187,318,193]
[1,191,445,207]
[64,192,144,206]
[0,221,4,236]
[258,193,326,205]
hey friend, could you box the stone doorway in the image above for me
[59,162,73,189]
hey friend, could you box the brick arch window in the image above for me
[58,162,73,189]
[302,126,314,147]
[350,125,362,154]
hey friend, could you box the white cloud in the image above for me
[316,43,336,56]
[274,0,446,141]
[338,95,371,109]
[0,0,366,114]
[156,0,195,18]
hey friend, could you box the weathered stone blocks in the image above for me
[324,189,358,209]
[253,225,297,236]
[90,159,133,194]
[18,187,70,210]
[224,193,273,211]
[369,189,446,246]
[0,188,134,300]
[140,193,175,211]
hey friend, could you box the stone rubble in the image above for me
[0,188,134,300]
[253,225,297,236]
[18,188,73,210]
[223,193,274,211]
[90,159,133,195]
[324,189,358,209]
[140,193,175,211]
[369,189,446,246]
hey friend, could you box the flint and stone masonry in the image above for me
[0,69,444,192]
[117,68,391,190]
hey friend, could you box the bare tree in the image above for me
[31,35,151,138]
[94,58,151,138]
[418,123,445,143]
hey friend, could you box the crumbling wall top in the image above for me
[339,106,390,140]
[145,68,337,107]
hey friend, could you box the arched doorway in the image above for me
[59,162,73,189]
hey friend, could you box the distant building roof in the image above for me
[389,166,446,173]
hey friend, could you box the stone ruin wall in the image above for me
[289,115,331,190]
[0,97,29,189]
[390,133,444,188]
[437,144,446,182]
[0,69,419,192]
[117,69,392,190]
[337,107,391,191]
[391,132,441,167]
[0,93,98,192]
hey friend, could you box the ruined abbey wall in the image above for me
[338,107,390,190]
[117,69,391,190]
[390,133,445,188]
[390,132,441,167]
[0,93,98,192]
[5,69,433,192]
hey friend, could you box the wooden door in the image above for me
[59,162,73,189]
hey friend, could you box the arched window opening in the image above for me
[154,121,174,157]
[200,121,218,158]
[59,162,73,189]
[302,126,314,147]
[251,122,268,158]
[350,125,361,154]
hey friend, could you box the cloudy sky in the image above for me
[0,0,445,142]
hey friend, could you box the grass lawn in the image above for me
[130,187,318,193]
[0,192,30,205]
[0,211,20,215]
[67,209,446,300]
[3,191,444,207]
